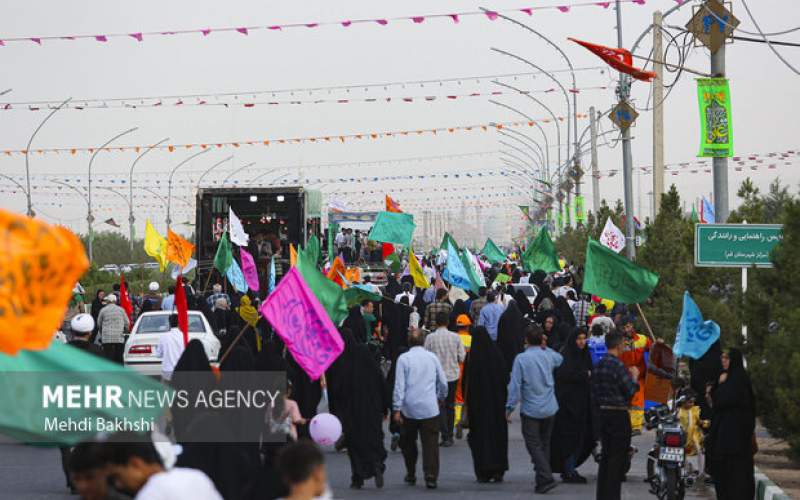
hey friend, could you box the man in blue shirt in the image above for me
[393,328,448,490]
[160,285,176,312]
[506,323,563,494]
[477,291,505,341]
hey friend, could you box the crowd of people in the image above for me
[56,251,756,500]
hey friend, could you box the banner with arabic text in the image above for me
[696,78,733,158]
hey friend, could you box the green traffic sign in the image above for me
[694,223,783,268]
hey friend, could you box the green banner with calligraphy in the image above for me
[575,195,586,223]
[694,224,783,268]
[696,78,733,158]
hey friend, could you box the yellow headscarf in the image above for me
[237,296,261,350]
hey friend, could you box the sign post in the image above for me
[694,223,783,268]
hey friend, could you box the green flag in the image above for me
[457,248,482,294]
[343,286,382,307]
[0,342,166,445]
[690,205,699,223]
[493,273,512,284]
[481,238,506,264]
[696,78,733,158]
[519,205,530,220]
[213,232,233,273]
[296,244,348,325]
[440,232,459,252]
[384,252,402,273]
[575,196,586,223]
[306,234,321,266]
[368,211,415,247]
[327,223,337,264]
[522,226,561,273]
[583,239,659,304]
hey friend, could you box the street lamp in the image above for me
[167,149,212,228]
[221,162,257,186]
[24,97,72,217]
[497,131,546,174]
[87,127,139,263]
[195,155,234,191]
[97,186,134,258]
[51,180,91,255]
[128,137,169,255]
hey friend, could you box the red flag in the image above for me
[569,38,656,82]
[382,243,395,260]
[119,274,133,323]
[174,274,189,346]
[383,194,401,258]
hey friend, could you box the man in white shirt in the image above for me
[105,432,222,499]
[394,282,416,305]
[155,314,186,382]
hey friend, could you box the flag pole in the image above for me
[635,303,656,342]
[218,324,252,365]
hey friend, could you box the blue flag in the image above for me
[674,291,720,359]
[701,197,716,223]
[268,256,276,294]
[226,258,249,293]
[442,241,474,292]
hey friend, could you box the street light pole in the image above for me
[195,155,234,191]
[129,137,169,256]
[24,97,71,217]
[87,127,138,263]
[97,186,134,258]
[221,162,257,186]
[616,0,636,260]
[167,149,211,228]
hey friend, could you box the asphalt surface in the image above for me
[0,418,714,500]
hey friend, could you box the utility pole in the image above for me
[590,106,600,213]
[652,10,665,219]
[616,0,636,260]
[711,19,728,222]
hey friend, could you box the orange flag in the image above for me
[326,256,347,288]
[166,229,194,268]
[289,243,298,267]
[344,267,361,284]
[0,208,89,355]
[385,194,402,213]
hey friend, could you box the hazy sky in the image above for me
[1,0,797,242]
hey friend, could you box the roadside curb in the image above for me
[755,468,792,500]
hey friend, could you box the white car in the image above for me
[124,311,221,377]
[510,283,539,305]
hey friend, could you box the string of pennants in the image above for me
[596,149,799,178]
[0,118,586,156]
[1,86,609,112]
[0,0,655,47]
[28,150,501,179]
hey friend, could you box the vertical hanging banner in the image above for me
[575,195,586,223]
[696,78,733,158]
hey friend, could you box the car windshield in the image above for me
[136,315,206,334]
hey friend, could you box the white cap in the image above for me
[70,313,95,333]
[149,281,160,292]
[105,294,117,303]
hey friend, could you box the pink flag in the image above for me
[240,248,260,291]
[558,6,571,12]
[260,267,344,380]
[236,27,249,35]
[412,16,425,23]
[484,11,499,20]
[375,19,388,25]
[129,32,143,41]
[449,14,460,23]
[95,35,108,42]
[520,8,533,15]
[201,28,211,36]
[341,20,352,27]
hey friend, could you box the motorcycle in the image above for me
[645,404,688,500]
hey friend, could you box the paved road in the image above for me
[0,418,714,499]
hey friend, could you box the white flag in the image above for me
[599,217,625,253]
[228,207,250,247]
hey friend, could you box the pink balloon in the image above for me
[309,413,342,446]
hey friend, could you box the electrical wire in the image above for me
[740,0,800,75]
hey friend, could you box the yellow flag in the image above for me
[166,228,194,268]
[409,250,430,289]
[289,243,297,267]
[143,219,168,272]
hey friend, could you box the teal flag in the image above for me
[442,241,474,292]
[368,211,415,247]
[0,342,166,445]
[521,226,561,273]
[583,239,659,304]
[674,291,720,359]
[296,244,348,325]
[481,238,506,264]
